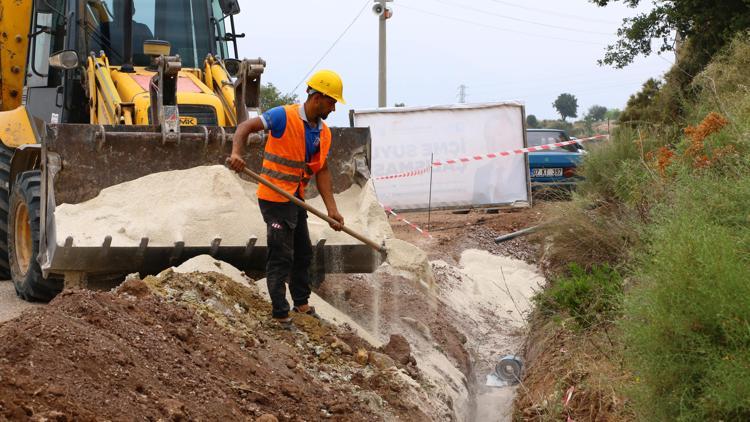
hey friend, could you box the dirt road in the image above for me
[0,280,41,322]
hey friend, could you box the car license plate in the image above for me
[532,168,563,177]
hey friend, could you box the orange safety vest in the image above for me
[257,104,332,202]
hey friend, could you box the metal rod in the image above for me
[236,165,385,253]
[427,152,433,230]
[230,15,239,58]
[378,0,387,107]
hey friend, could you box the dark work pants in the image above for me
[258,199,313,318]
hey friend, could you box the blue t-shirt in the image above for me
[261,106,321,163]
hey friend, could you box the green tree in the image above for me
[553,93,578,121]
[619,78,662,124]
[526,114,539,128]
[259,83,298,111]
[605,108,622,121]
[586,105,608,121]
[590,0,750,68]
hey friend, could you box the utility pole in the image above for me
[457,84,467,103]
[374,0,393,107]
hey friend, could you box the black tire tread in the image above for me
[10,171,62,301]
[0,144,11,278]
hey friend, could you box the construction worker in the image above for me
[228,70,346,329]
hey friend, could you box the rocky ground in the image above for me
[0,205,543,421]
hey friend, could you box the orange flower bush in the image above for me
[682,112,730,169]
[655,146,675,177]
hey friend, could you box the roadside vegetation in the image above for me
[515,32,750,420]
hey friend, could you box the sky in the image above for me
[232,0,673,127]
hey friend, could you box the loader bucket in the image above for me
[38,124,377,284]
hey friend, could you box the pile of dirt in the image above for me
[0,201,547,421]
[0,268,436,421]
[320,270,472,419]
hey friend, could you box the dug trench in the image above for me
[318,207,545,421]
[0,166,545,421]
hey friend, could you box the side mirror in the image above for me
[218,0,240,15]
[223,58,241,77]
[49,50,79,70]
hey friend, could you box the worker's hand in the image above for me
[227,153,246,173]
[328,209,344,231]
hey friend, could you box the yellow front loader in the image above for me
[0,0,375,301]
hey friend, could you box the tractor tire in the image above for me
[9,171,62,301]
[0,144,12,279]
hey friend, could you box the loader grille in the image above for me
[178,105,218,126]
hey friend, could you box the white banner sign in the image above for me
[353,102,529,210]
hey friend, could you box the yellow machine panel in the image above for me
[0,106,37,147]
[107,66,227,126]
[0,0,33,111]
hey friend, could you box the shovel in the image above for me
[232,163,387,254]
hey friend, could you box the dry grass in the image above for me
[513,313,634,422]
[534,198,640,276]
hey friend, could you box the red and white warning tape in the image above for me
[374,166,431,181]
[374,134,608,181]
[381,203,433,238]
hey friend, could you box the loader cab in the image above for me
[89,0,227,68]
[24,0,239,125]
[24,0,68,129]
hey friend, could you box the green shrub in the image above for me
[577,125,674,210]
[623,172,750,421]
[531,30,750,422]
[691,31,750,119]
[534,263,623,329]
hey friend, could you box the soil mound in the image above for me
[0,270,431,421]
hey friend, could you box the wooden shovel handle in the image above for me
[235,165,385,253]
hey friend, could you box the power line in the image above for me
[471,67,661,90]
[289,0,371,95]
[425,0,613,35]
[484,0,619,26]
[396,3,606,46]
[472,77,657,101]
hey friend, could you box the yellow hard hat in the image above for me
[306,69,346,104]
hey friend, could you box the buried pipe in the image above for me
[494,225,541,244]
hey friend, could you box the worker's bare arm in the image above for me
[316,162,344,231]
[228,117,266,171]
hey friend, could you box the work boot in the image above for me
[273,316,296,331]
[293,305,321,320]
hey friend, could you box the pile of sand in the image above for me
[54,165,392,247]
[172,254,249,286]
